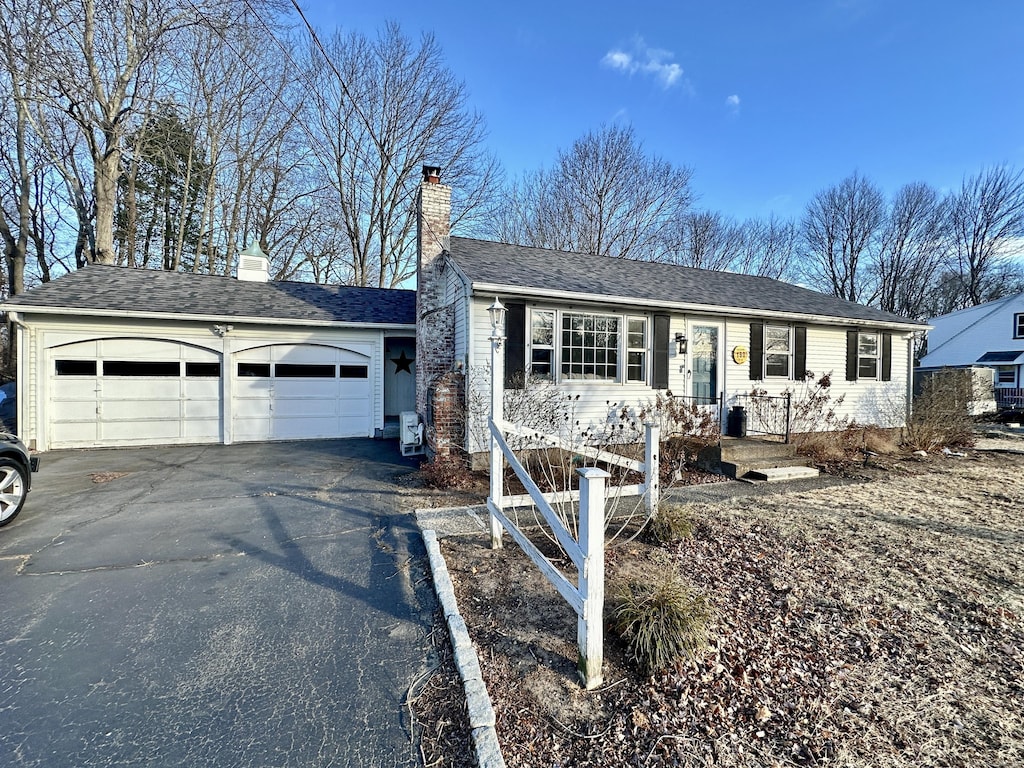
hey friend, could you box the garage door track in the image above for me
[0,439,435,767]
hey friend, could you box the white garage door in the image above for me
[49,338,222,448]
[232,344,372,441]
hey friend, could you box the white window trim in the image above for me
[996,366,1017,385]
[625,315,648,384]
[529,309,555,379]
[763,324,792,379]
[1015,313,1024,339]
[526,307,649,385]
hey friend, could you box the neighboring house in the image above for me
[1,252,415,451]
[414,168,927,456]
[918,292,1024,409]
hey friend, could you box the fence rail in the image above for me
[996,388,1024,410]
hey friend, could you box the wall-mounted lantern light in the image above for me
[675,332,687,355]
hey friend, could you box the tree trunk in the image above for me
[93,148,119,264]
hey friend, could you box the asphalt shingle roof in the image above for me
[2,265,416,326]
[450,236,924,327]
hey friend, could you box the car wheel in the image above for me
[0,458,28,527]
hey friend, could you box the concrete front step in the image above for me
[744,465,820,482]
[720,455,814,479]
[718,437,798,462]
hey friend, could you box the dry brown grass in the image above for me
[436,450,1024,767]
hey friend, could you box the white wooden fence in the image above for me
[487,416,660,689]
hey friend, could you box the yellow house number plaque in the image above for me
[732,345,749,365]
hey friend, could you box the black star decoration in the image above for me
[391,350,413,374]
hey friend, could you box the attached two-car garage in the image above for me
[46,338,378,449]
[2,264,417,452]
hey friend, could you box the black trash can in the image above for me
[726,405,747,438]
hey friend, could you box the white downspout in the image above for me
[906,334,917,427]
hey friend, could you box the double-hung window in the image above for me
[530,310,555,377]
[764,325,791,378]
[858,332,880,379]
[1015,313,1024,339]
[626,317,647,382]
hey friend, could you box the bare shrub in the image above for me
[609,569,712,674]
[419,453,475,490]
[744,372,848,443]
[796,424,903,467]
[905,372,976,451]
[636,390,721,482]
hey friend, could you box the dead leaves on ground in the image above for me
[430,453,1024,767]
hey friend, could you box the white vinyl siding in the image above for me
[725,319,911,428]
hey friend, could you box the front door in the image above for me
[688,322,722,407]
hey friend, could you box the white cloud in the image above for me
[601,37,684,89]
[602,50,633,71]
[726,94,741,114]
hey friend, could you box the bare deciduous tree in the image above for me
[734,215,799,280]
[801,172,885,303]
[307,23,498,288]
[665,211,743,270]
[945,165,1024,308]
[489,124,693,261]
[0,0,58,294]
[873,182,948,318]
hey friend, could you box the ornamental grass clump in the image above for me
[609,572,712,674]
[648,503,695,544]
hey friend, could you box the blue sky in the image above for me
[301,0,1024,221]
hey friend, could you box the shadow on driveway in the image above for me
[0,439,436,768]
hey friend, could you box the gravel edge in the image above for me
[421,528,506,768]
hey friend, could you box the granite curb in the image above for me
[421,527,505,768]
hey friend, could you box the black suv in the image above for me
[0,432,38,527]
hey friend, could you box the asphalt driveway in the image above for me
[0,439,435,767]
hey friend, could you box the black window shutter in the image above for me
[794,326,807,380]
[653,314,670,389]
[749,322,764,380]
[846,329,859,381]
[881,331,892,381]
[504,302,526,389]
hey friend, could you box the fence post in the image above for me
[784,392,792,444]
[643,422,659,518]
[577,466,608,690]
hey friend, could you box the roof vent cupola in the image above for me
[237,241,269,282]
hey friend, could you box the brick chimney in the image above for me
[415,165,454,436]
